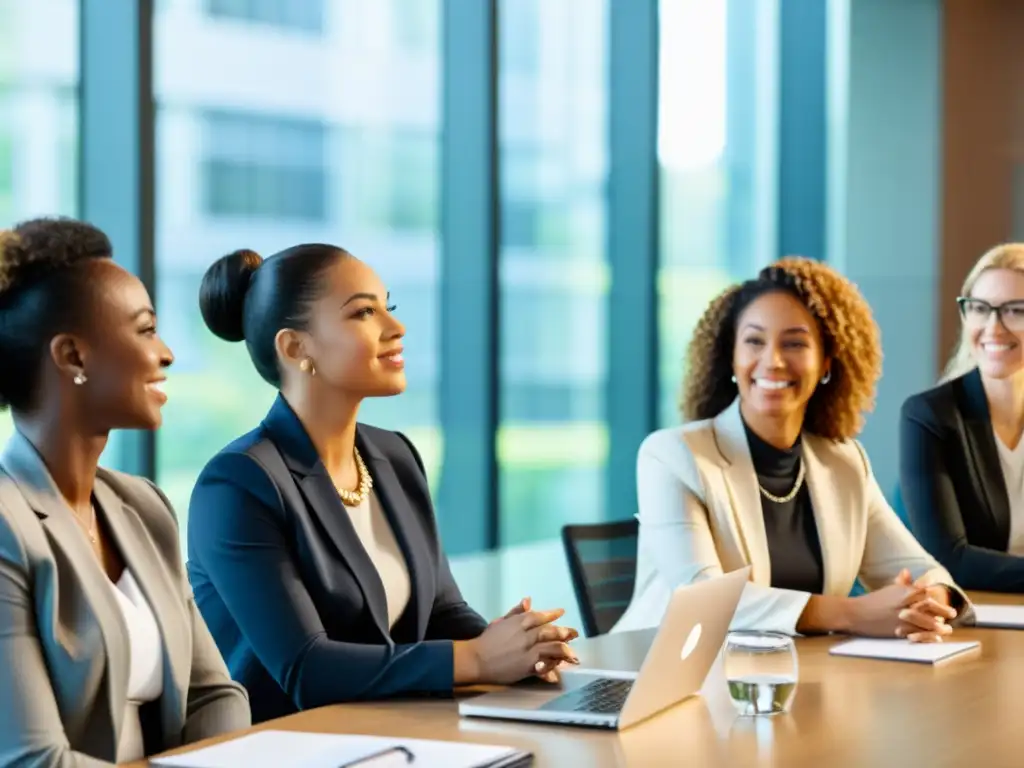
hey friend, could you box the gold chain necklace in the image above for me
[338,447,373,507]
[758,460,806,504]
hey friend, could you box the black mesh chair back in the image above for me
[560,519,639,637]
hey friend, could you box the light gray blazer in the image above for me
[0,431,250,767]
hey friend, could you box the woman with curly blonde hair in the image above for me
[614,257,971,640]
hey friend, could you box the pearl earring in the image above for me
[821,370,831,384]
[73,372,87,386]
[731,374,737,384]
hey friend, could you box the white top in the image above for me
[111,568,164,703]
[347,491,411,628]
[996,435,1024,555]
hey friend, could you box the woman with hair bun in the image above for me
[0,217,249,766]
[615,257,973,641]
[188,244,579,723]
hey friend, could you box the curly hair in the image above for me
[680,257,882,441]
[0,217,113,411]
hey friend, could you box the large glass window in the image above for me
[201,110,328,221]
[0,0,79,446]
[657,0,778,425]
[497,0,609,546]
[155,0,443,538]
[205,0,325,34]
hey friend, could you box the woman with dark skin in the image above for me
[0,218,249,766]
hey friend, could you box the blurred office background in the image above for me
[2,0,1023,615]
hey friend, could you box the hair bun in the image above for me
[199,249,263,342]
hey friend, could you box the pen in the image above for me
[338,745,415,767]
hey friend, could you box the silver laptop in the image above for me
[459,567,750,731]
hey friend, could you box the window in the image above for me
[205,0,325,34]
[497,0,609,546]
[388,133,437,232]
[657,0,778,425]
[501,0,541,76]
[155,0,443,540]
[56,87,78,217]
[392,0,437,53]
[0,0,79,447]
[501,144,546,249]
[353,129,438,234]
[0,121,13,224]
[202,110,328,221]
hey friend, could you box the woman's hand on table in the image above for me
[891,570,958,643]
[495,597,580,683]
[454,598,580,685]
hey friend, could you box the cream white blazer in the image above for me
[614,399,971,635]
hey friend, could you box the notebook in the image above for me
[828,638,980,664]
[150,730,532,768]
[973,604,1024,629]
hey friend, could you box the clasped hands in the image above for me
[491,597,580,683]
[861,568,958,643]
[453,596,579,688]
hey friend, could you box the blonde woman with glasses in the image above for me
[900,243,1024,592]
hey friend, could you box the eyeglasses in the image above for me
[957,297,1024,331]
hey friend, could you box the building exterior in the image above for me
[1,0,622,547]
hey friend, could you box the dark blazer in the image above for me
[900,367,1024,592]
[0,430,249,766]
[187,395,488,724]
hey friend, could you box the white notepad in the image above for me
[150,730,531,768]
[828,638,980,664]
[973,604,1024,629]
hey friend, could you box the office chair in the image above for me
[560,519,639,637]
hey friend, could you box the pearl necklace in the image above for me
[338,447,373,507]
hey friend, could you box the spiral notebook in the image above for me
[150,730,532,768]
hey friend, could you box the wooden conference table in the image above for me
[129,591,1024,767]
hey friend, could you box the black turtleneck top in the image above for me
[744,422,825,594]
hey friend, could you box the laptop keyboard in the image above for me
[541,677,634,715]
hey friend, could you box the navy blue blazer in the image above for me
[186,396,488,723]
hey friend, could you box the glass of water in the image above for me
[723,631,798,716]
